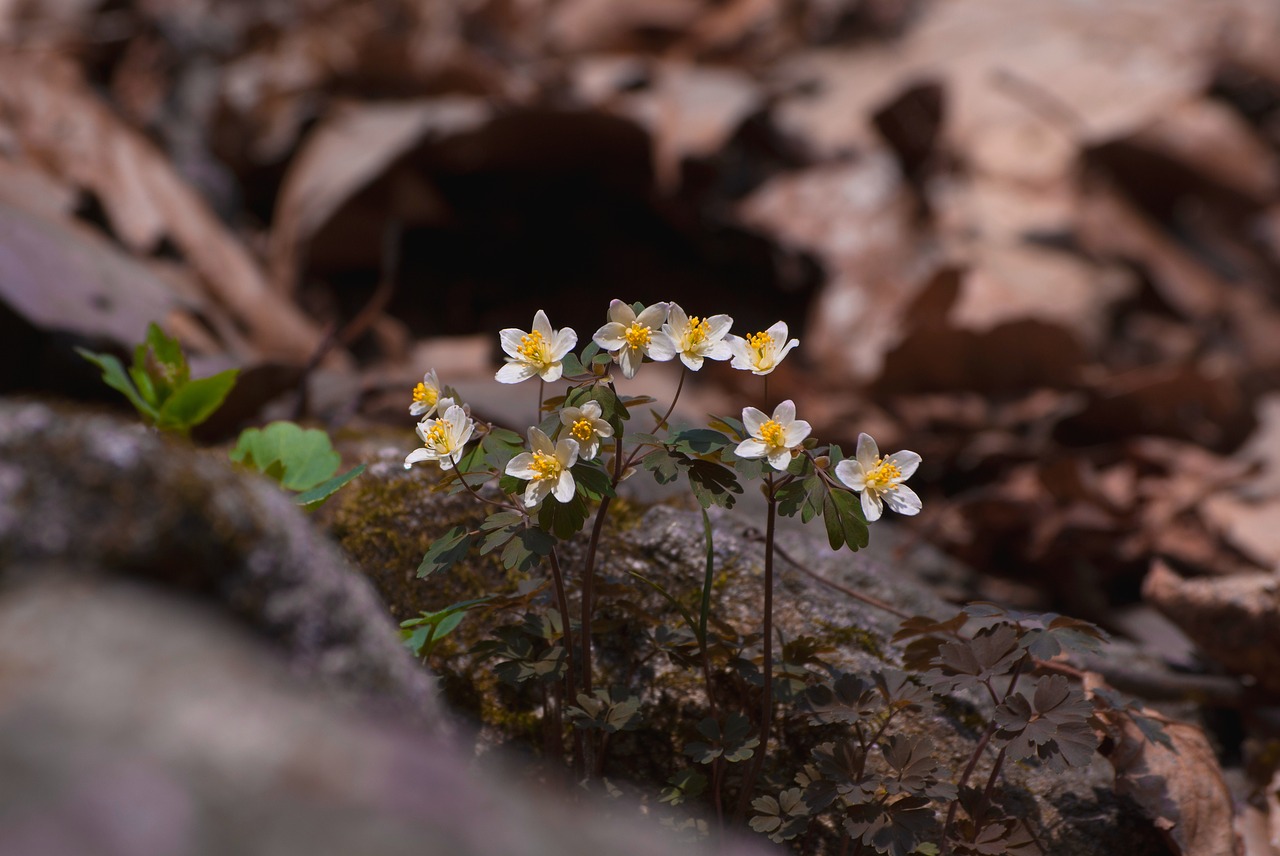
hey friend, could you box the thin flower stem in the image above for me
[653,367,687,432]
[536,378,545,427]
[734,475,777,822]
[578,394,626,701]
[940,722,998,856]
[546,548,579,736]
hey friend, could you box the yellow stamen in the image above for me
[424,423,450,450]
[412,382,438,406]
[747,331,773,352]
[623,322,651,349]
[686,316,710,346]
[519,330,548,362]
[570,418,595,443]
[530,451,562,481]
[759,419,785,447]
[865,458,902,491]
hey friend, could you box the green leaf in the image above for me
[685,459,741,509]
[641,448,682,484]
[230,421,341,490]
[155,368,239,432]
[417,525,475,578]
[294,463,365,510]
[580,341,601,364]
[829,487,870,551]
[133,322,189,401]
[669,428,732,455]
[501,526,555,572]
[560,351,585,376]
[76,348,159,420]
[537,494,589,539]
[573,461,616,501]
[822,492,845,550]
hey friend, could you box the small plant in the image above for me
[82,322,363,509]
[77,322,238,435]
[231,421,366,509]
[401,299,1172,854]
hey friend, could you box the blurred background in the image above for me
[5,0,1280,627]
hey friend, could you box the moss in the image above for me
[813,619,885,660]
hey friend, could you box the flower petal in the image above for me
[735,438,768,459]
[404,448,433,467]
[861,489,883,523]
[680,352,704,371]
[592,419,614,438]
[704,315,733,339]
[646,336,676,361]
[742,406,769,436]
[532,310,552,338]
[551,327,578,360]
[636,302,669,330]
[666,302,689,332]
[506,452,537,479]
[766,448,792,470]
[765,320,789,343]
[557,437,580,468]
[499,328,526,358]
[833,459,864,491]
[537,361,564,382]
[593,322,628,351]
[618,345,642,378]
[703,341,733,361]
[883,485,922,516]
[560,406,583,426]
[783,419,812,446]
[772,399,796,424]
[886,450,922,479]
[856,433,880,470]
[607,299,635,325]
[581,401,602,419]
[496,361,537,384]
[529,427,555,454]
[552,471,576,502]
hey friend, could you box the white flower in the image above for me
[834,433,922,523]
[559,400,614,461]
[404,404,475,471]
[660,304,733,371]
[505,427,580,508]
[496,310,578,384]
[409,369,443,417]
[734,399,811,471]
[728,321,799,376]
[592,300,675,378]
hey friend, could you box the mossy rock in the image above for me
[322,453,1167,856]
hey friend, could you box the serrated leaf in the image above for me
[417,525,475,578]
[993,675,1097,770]
[686,459,741,509]
[669,428,732,455]
[294,463,365,509]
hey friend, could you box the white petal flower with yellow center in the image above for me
[506,427,580,508]
[728,321,799,376]
[496,310,578,384]
[660,303,733,371]
[734,399,811,471]
[404,404,475,471]
[559,400,614,461]
[834,433,921,523]
[592,300,675,379]
[409,369,442,417]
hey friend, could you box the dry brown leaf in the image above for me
[0,198,186,347]
[0,53,323,362]
[609,61,762,192]
[772,0,1232,160]
[1201,494,1280,569]
[737,151,929,383]
[1099,703,1242,856]
[1129,97,1279,201]
[1143,558,1280,693]
[548,0,703,53]
[268,98,489,295]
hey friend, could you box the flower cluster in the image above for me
[404,303,921,522]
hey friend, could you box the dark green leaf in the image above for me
[669,428,732,455]
[294,463,365,509]
[230,421,341,490]
[501,526,555,572]
[685,459,741,509]
[572,461,615,501]
[537,493,588,539]
[417,525,475,578]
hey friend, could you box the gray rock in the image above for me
[0,398,442,726]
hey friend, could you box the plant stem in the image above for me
[546,547,579,704]
[734,475,778,821]
[940,722,998,855]
[579,411,626,700]
[653,367,687,432]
